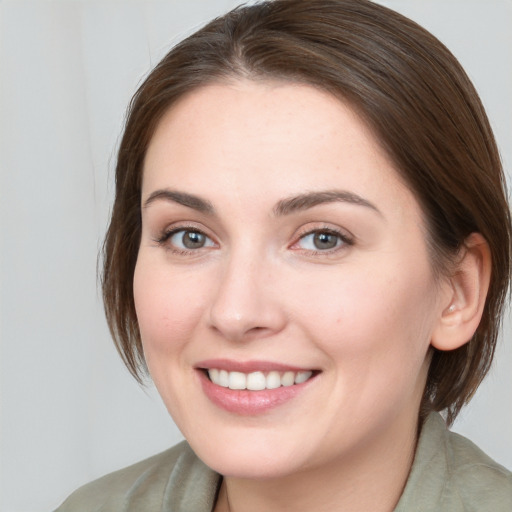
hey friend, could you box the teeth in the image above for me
[219,369,229,387]
[207,369,314,390]
[228,371,246,390]
[209,368,219,382]
[295,371,313,384]
[266,371,281,389]
[246,371,266,391]
[281,371,295,387]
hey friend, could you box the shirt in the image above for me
[54,412,512,511]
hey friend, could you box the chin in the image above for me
[204,451,303,480]
[186,427,312,479]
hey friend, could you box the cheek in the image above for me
[133,259,207,357]
[293,258,438,368]
[302,268,437,423]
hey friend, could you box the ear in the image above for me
[431,233,491,351]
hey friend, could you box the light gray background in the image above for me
[1,1,511,511]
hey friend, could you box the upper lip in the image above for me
[195,359,314,373]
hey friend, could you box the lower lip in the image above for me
[198,371,315,415]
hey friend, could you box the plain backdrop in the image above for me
[1,1,511,511]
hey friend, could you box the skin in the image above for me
[134,80,457,511]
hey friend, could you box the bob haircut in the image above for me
[102,0,511,425]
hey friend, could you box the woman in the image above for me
[56,0,512,510]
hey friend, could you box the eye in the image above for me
[165,229,216,251]
[296,229,350,252]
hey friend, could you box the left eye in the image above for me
[297,231,345,251]
[169,229,215,250]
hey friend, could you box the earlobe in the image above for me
[431,233,491,351]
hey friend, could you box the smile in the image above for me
[207,369,313,390]
[196,360,320,415]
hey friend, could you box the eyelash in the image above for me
[153,225,354,256]
[291,226,354,255]
[153,224,216,255]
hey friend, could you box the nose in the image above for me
[208,249,287,342]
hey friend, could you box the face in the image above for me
[134,81,449,479]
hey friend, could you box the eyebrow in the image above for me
[143,189,215,214]
[142,188,381,217]
[273,190,381,217]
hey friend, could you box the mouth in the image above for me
[195,360,320,415]
[205,368,315,390]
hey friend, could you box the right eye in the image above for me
[167,229,215,251]
[297,230,345,251]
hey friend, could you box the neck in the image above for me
[215,411,419,512]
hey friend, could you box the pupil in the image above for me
[314,232,338,250]
[183,231,205,249]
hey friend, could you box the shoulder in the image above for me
[396,412,512,512]
[444,428,512,510]
[54,441,221,512]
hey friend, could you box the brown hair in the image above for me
[102,0,511,424]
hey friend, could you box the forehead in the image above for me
[142,80,418,218]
